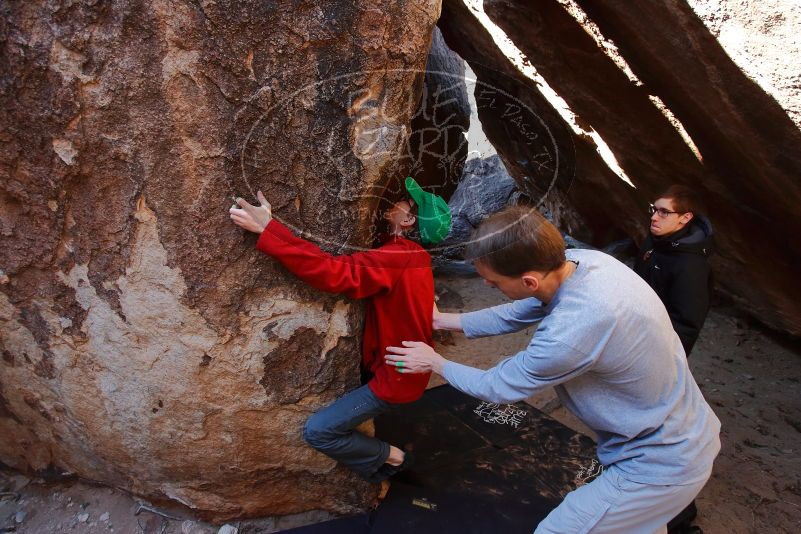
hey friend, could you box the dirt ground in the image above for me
[2,272,801,533]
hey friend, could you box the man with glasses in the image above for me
[635,185,714,534]
[634,185,714,357]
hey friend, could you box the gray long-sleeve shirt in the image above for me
[443,249,721,485]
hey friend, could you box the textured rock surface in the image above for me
[688,0,801,129]
[439,0,801,335]
[407,27,470,200]
[570,0,801,335]
[440,155,518,251]
[0,0,440,521]
[437,0,643,246]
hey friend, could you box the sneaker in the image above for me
[384,450,415,477]
[366,451,415,483]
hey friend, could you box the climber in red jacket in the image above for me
[229,178,451,483]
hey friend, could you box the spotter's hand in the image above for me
[229,190,272,234]
[385,341,446,375]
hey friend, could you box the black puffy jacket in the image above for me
[634,216,714,356]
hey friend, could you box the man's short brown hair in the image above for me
[659,184,705,215]
[465,206,566,276]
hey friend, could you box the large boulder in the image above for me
[436,0,643,247]
[406,26,471,200]
[0,0,440,521]
[439,0,801,335]
[568,0,801,334]
[687,0,801,130]
[440,155,518,249]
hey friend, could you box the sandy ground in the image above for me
[2,272,801,533]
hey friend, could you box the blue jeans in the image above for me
[303,384,395,480]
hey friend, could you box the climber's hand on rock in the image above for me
[230,190,272,234]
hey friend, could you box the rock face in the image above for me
[568,0,801,336]
[0,0,440,521]
[437,0,643,246]
[439,0,801,335]
[407,27,470,200]
[688,0,801,129]
[440,155,518,251]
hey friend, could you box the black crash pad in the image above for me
[281,385,597,534]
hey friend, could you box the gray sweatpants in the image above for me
[535,463,712,534]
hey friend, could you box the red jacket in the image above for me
[256,220,434,404]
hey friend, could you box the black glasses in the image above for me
[648,204,681,218]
